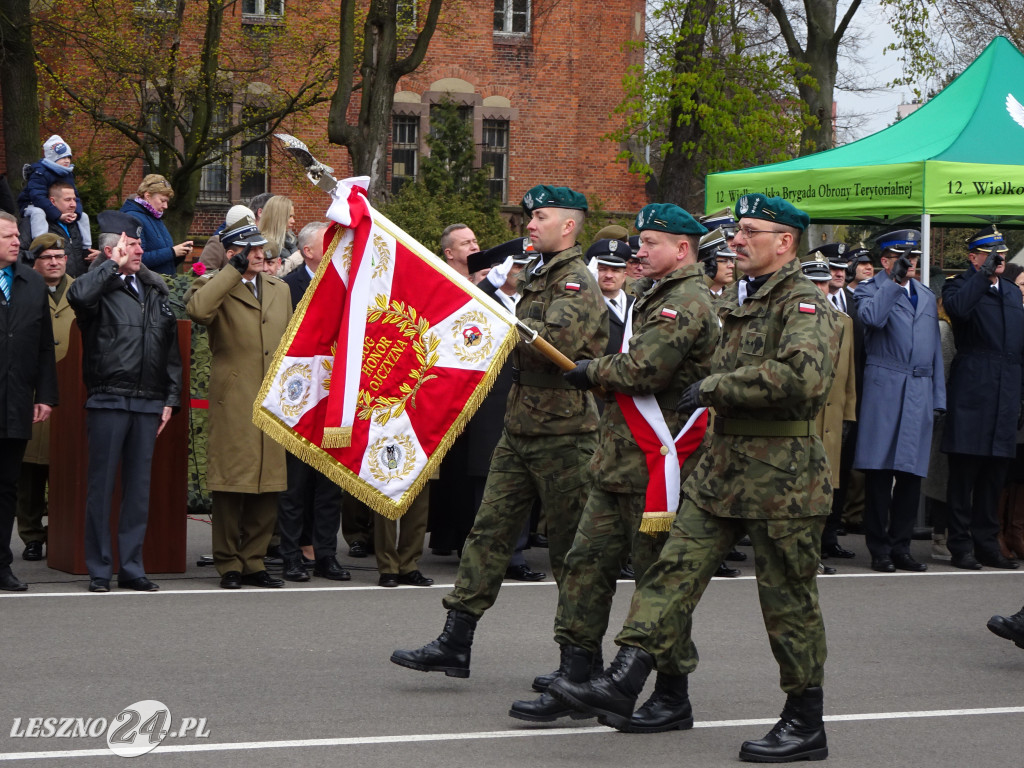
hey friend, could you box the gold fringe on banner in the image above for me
[321,427,352,448]
[639,512,675,536]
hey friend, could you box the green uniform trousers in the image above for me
[554,487,667,653]
[616,495,827,695]
[211,491,279,576]
[443,430,595,619]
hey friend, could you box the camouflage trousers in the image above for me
[616,495,827,694]
[442,430,595,619]
[553,487,668,654]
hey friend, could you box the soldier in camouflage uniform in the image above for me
[390,185,608,678]
[508,204,720,728]
[550,194,841,764]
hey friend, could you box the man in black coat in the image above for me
[67,211,182,593]
[276,221,350,582]
[587,239,634,356]
[941,226,1024,570]
[0,211,58,591]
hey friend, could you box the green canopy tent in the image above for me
[705,36,1024,279]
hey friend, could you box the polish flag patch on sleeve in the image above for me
[660,308,679,319]
[798,302,816,314]
[564,282,581,291]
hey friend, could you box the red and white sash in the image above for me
[614,299,708,534]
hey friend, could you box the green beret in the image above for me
[735,193,810,232]
[522,185,588,214]
[634,204,707,236]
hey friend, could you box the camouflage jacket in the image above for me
[506,244,608,435]
[687,257,840,519]
[586,262,720,492]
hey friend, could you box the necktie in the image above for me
[245,280,257,300]
[0,269,9,301]
[124,275,138,297]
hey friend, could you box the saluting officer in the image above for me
[390,185,608,678]
[549,194,841,764]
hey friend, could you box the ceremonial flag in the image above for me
[254,178,518,519]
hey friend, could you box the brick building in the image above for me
[2,0,648,242]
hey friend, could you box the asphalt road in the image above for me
[2,518,1023,767]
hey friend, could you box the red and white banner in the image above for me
[254,178,518,519]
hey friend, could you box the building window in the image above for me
[141,102,163,176]
[482,119,509,203]
[493,0,528,33]
[199,102,231,203]
[240,122,268,201]
[242,0,283,17]
[396,0,417,28]
[134,0,175,12]
[391,116,419,194]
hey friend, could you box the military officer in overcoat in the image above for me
[509,204,719,728]
[549,194,841,763]
[391,185,608,678]
[186,208,292,589]
[941,226,1024,570]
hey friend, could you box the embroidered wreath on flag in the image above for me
[367,434,418,483]
[371,234,392,279]
[277,363,313,418]
[452,310,493,364]
[357,296,440,426]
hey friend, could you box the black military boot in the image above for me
[625,672,693,733]
[510,646,597,722]
[532,645,603,692]
[987,606,1024,648]
[389,610,477,678]
[548,645,654,730]
[739,687,827,762]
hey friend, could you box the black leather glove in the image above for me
[891,254,911,284]
[845,261,857,283]
[562,360,592,390]
[229,243,252,275]
[980,250,1004,277]
[676,379,705,413]
[841,420,853,446]
[702,256,718,281]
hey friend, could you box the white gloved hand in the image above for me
[486,254,515,288]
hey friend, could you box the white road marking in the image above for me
[1,706,1023,761]
[2,568,1021,599]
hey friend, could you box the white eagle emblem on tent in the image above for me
[1007,93,1024,129]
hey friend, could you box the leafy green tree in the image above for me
[380,99,511,254]
[611,0,811,210]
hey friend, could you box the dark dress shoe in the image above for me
[240,570,284,588]
[281,556,311,582]
[379,573,399,587]
[505,563,545,581]
[715,562,740,577]
[219,571,242,589]
[817,562,837,575]
[725,548,747,562]
[529,533,549,548]
[951,553,982,570]
[737,535,753,546]
[978,552,1020,570]
[0,569,28,592]
[314,556,351,581]
[619,563,636,580]
[430,547,453,556]
[821,542,855,559]
[870,557,895,573]
[22,541,44,561]
[348,541,369,558]
[88,577,110,593]
[398,570,434,586]
[117,576,159,592]
[892,553,927,572]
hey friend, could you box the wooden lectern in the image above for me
[48,320,191,575]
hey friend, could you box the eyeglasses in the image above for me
[735,226,787,239]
